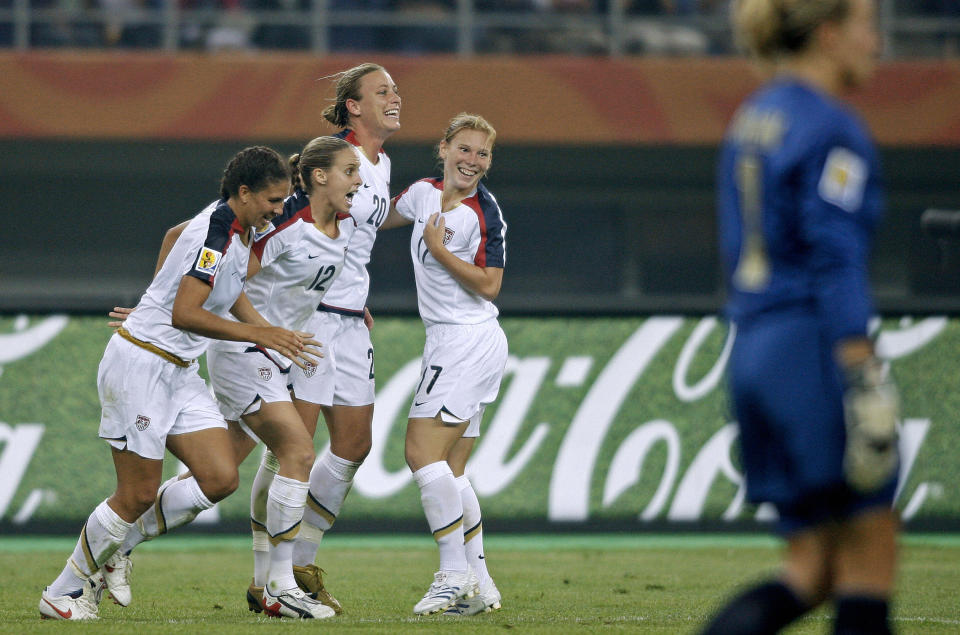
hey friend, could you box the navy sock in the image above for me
[834,595,891,635]
[700,579,809,635]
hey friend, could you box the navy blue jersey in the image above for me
[718,77,884,345]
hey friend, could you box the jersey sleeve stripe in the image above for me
[468,185,506,268]
[186,201,239,286]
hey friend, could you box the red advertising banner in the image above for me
[2,52,958,144]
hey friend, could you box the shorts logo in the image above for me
[194,247,223,275]
[302,361,317,378]
[258,367,273,381]
[443,227,455,245]
[135,415,151,431]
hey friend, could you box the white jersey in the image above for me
[393,178,507,326]
[124,199,252,360]
[319,129,392,316]
[211,188,356,356]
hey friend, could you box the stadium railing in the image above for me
[1,1,960,57]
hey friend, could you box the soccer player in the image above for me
[206,136,361,619]
[702,1,899,634]
[98,137,362,620]
[101,64,401,615]
[38,146,316,621]
[262,62,401,605]
[381,113,506,616]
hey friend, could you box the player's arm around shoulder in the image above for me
[379,199,413,231]
[107,219,191,326]
[154,220,191,276]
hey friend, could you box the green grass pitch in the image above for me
[4,534,960,633]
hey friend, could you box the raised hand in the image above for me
[422,212,446,253]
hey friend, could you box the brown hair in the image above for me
[288,136,353,194]
[733,0,850,60]
[321,62,387,129]
[219,146,289,199]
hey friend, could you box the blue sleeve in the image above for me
[479,189,506,268]
[185,206,235,286]
[797,121,876,345]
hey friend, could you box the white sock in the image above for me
[48,500,132,597]
[251,450,278,587]
[266,475,309,593]
[118,474,180,554]
[293,451,360,566]
[413,461,467,573]
[456,475,491,585]
[120,476,213,554]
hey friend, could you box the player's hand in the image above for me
[253,327,323,370]
[363,306,374,332]
[422,212,445,253]
[108,306,134,328]
[293,332,324,368]
[842,356,900,492]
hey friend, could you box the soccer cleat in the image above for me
[38,583,99,621]
[293,564,342,615]
[413,567,479,615]
[443,578,502,616]
[88,571,108,607]
[261,585,336,619]
[246,580,264,613]
[100,550,133,606]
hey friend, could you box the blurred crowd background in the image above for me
[1,0,958,57]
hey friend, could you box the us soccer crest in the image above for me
[303,360,317,378]
[443,227,455,245]
[135,415,151,431]
[258,367,273,381]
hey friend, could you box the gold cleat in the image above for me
[293,564,342,615]
[246,580,264,613]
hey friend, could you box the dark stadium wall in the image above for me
[2,139,960,313]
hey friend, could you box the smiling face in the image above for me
[439,129,493,194]
[313,147,363,216]
[235,179,288,230]
[348,70,401,138]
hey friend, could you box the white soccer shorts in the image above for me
[97,334,226,460]
[206,347,293,422]
[408,318,508,437]
[289,312,376,407]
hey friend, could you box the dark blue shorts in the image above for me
[729,310,897,535]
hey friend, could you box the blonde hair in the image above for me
[288,136,352,194]
[733,0,850,60]
[436,113,497,165]
[441,113,497,147]
[321,62,386,129]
